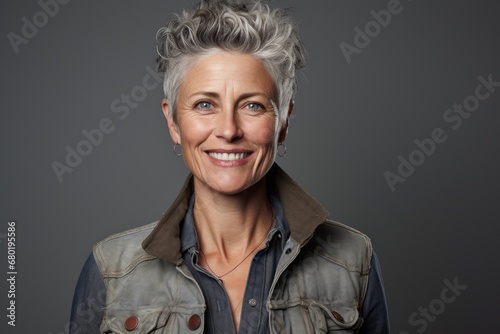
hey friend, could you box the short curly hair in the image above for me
[156,0,306,130]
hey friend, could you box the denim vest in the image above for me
[94,165,372,333]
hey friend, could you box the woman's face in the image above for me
[163,51,287,196]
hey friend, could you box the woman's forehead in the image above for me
[180,51,277,98]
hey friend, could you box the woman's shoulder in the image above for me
[319,219,371,245]
[309,219,372,274]
[92,221,159,277]
[94,221,158,248]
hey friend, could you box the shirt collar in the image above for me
[142,163,329,265]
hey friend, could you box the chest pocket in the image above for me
[101,308,204,334]
[269,300,363,334]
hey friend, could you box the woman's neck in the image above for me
[192,177,273,262]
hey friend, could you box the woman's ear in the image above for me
[162,98,181,144]
[278,100,294,142]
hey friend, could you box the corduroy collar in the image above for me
[141,164,329,265]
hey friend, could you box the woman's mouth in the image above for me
[208,152,250,161]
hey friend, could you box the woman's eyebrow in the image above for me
[190,91,219,98]
[238,92,271,100]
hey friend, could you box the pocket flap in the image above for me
[309,301,363,331]
[103,309,170,333]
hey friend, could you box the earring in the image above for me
[277,142,287,157]
[173,143,182,157]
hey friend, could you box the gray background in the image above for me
[1,0,499,333]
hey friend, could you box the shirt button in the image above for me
[187,314,201,330]
[248,298,257,307]
[124,316,139,331]
[285,248,292,254]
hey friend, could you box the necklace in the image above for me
[231,299,243,314]
[199,222,272,285]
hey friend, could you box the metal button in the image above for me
[285,248,292,254]
[187,314,201,330]
[124,316,139,331]
[248,298,257,307]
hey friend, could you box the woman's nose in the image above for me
[214,109,243,142]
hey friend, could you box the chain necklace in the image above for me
[231,299,243,315]
[199,221,272,285]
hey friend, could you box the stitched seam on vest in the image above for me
[100,255,158,278]
[93,222,158,277]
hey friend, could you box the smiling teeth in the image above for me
[209,152,249,161]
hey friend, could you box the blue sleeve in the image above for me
[69,252,106,334]
[359,251,390,334]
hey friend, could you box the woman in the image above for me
[71,0,389,333]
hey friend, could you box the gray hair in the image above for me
[156,0,306,130]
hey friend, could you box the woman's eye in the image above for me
[246,103,263,111]
[195,101,213,110]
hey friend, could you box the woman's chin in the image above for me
[195,174,264,196]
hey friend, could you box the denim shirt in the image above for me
[180,193,288,333]
[70,164,390,333]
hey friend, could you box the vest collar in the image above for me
[141,164,329,265]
